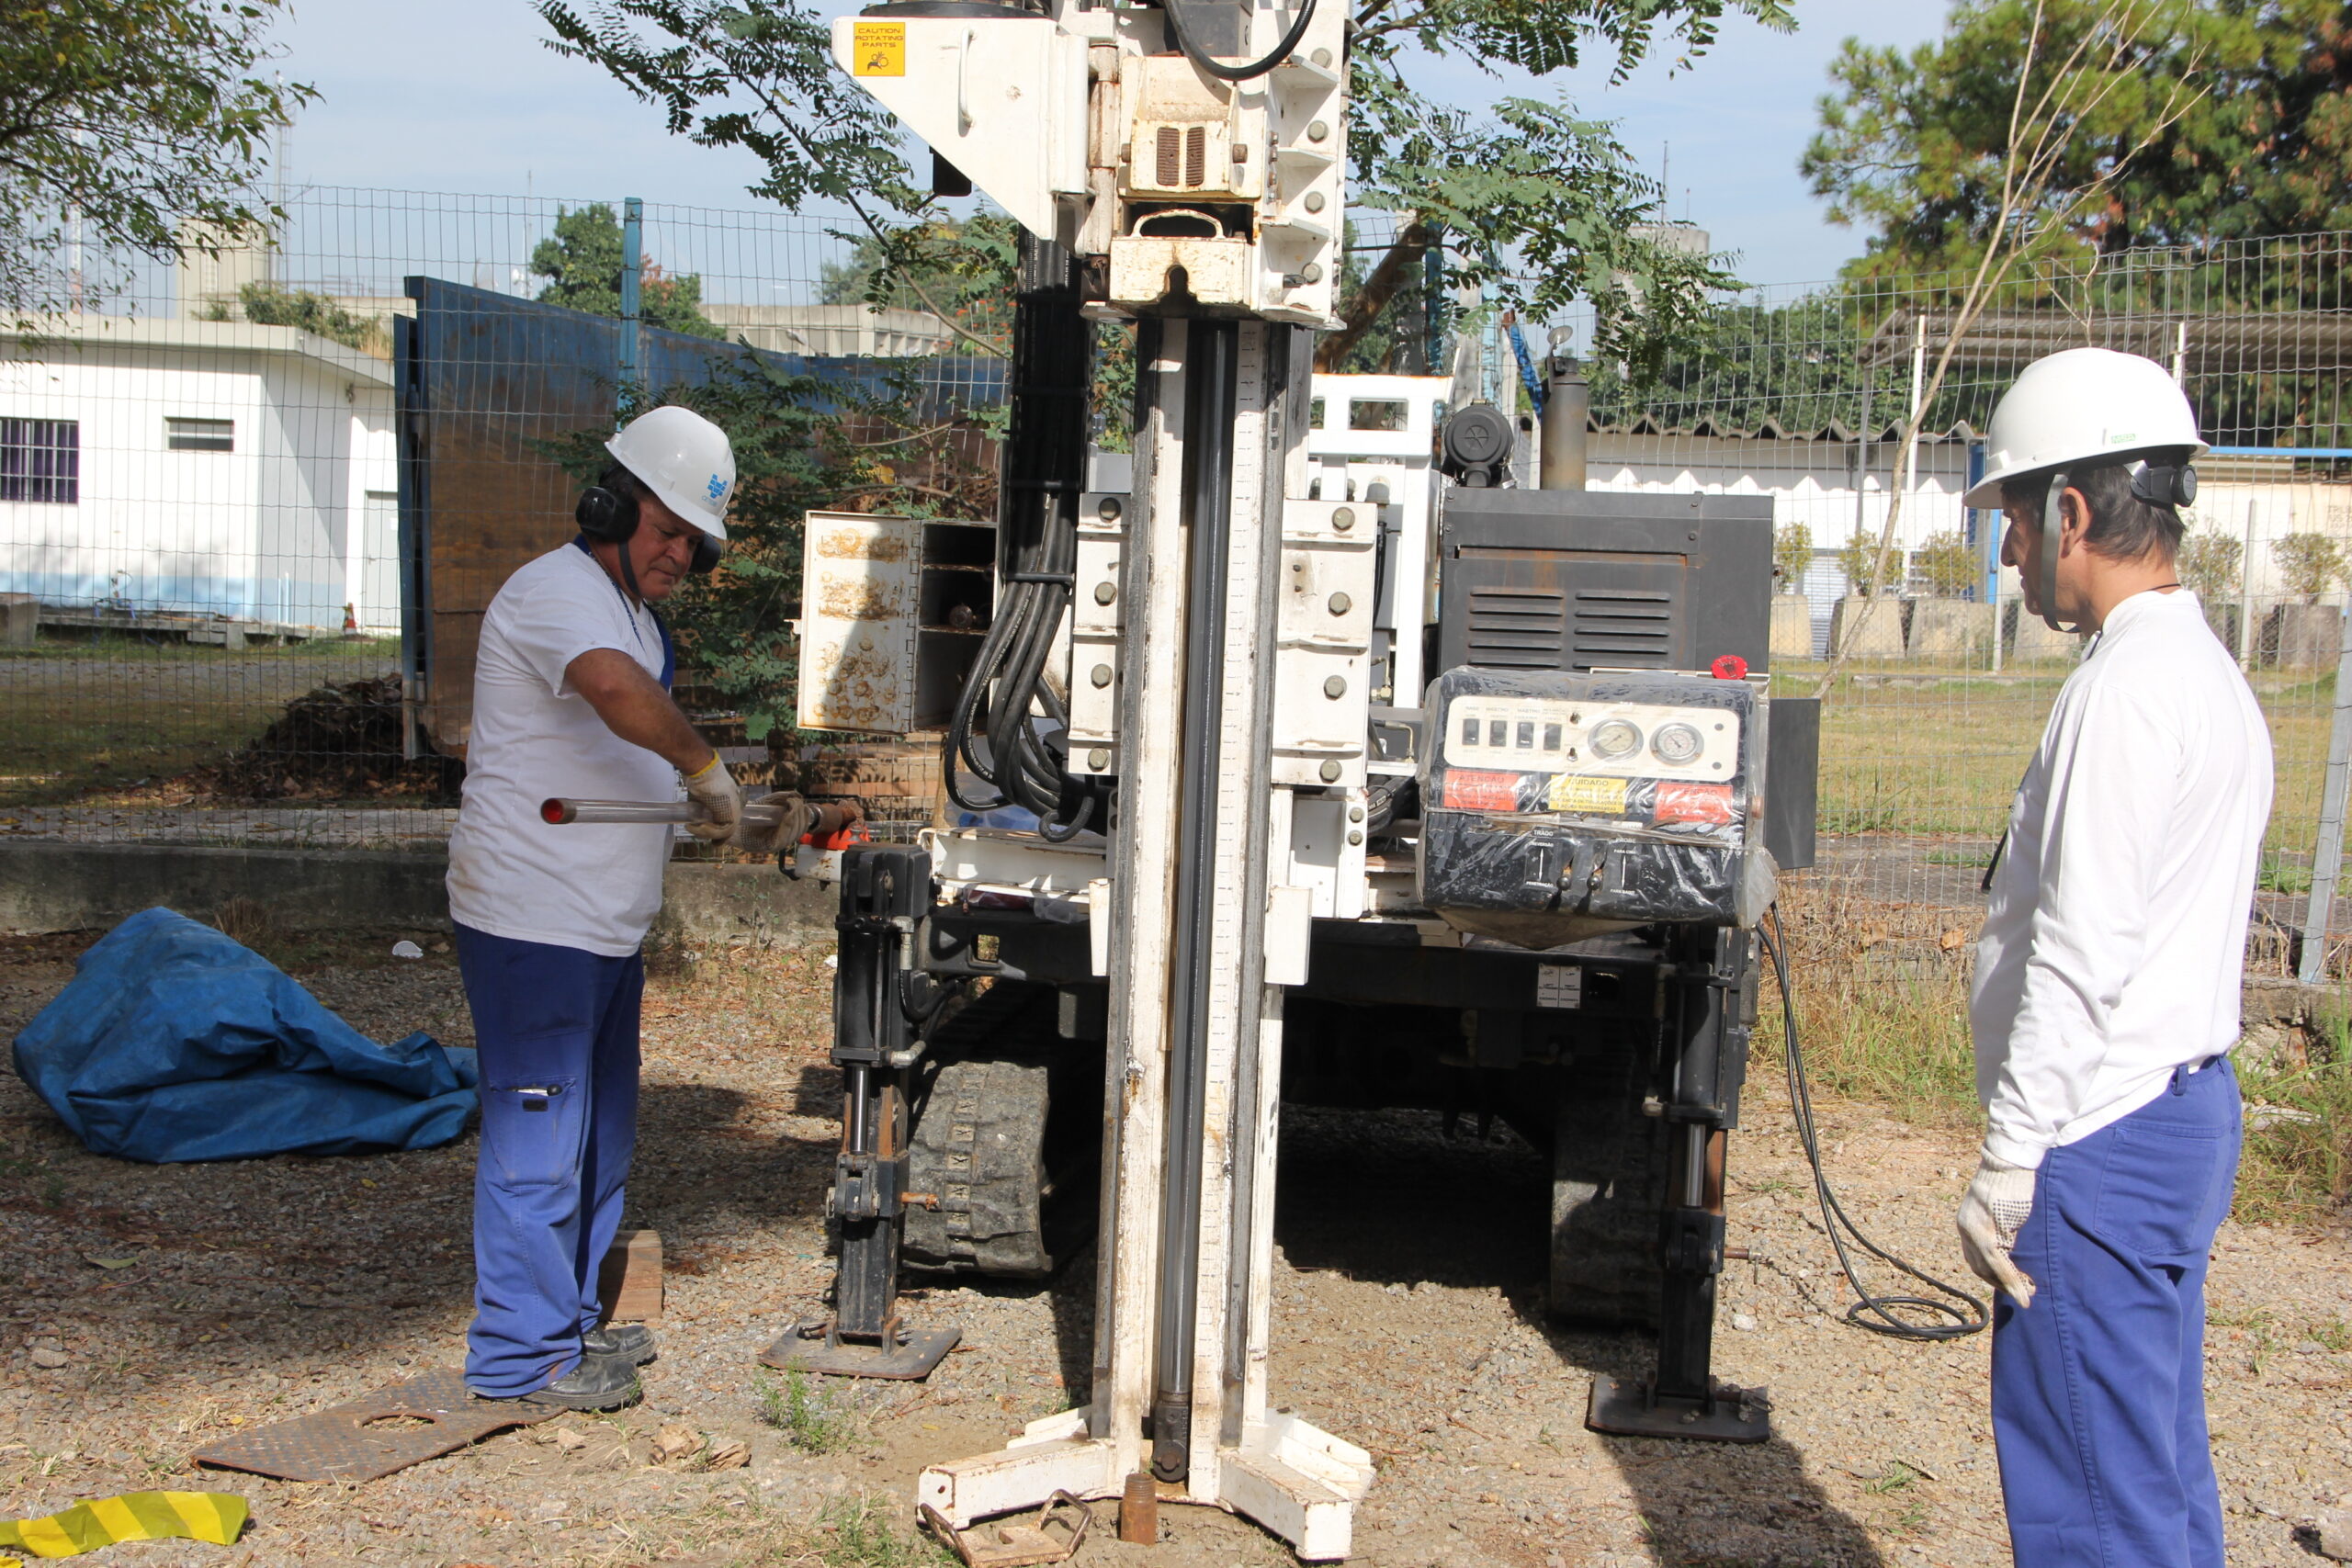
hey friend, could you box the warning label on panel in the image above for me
[852,21,906,75]
[1535,965,1584,1010]
[1545,773,1630,815]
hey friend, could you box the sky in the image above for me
[269,0,1950,289]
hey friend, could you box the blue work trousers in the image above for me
[1992,1055,2241,1568]
[454,923,643,1396]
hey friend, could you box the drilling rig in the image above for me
[766,1,1820,1556]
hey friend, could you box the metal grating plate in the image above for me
[191,1367,561,1483]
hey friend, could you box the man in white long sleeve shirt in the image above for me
[1960,347,2271,1568]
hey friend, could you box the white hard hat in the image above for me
[1962,346,2205,509]
[605,405,735,539]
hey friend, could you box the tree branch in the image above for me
[1315,220,1431,371]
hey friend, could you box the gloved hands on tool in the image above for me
[731,795,863,855]
[1956,1153,2038,1307]
[682,755,741,842]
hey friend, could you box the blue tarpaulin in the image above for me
[11,908,479,1163]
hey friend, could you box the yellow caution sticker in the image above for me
[0,1492,246,1559]
[852,21,906,75]
[1546,773,1629,815]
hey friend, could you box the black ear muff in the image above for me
[2131,463,2199,508]
[690,532,722,575]
[575,483,639,543]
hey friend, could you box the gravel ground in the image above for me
[2,927,2347,1568]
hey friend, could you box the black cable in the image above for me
[1160,0,1318,81]
[1760,908,1988,1342]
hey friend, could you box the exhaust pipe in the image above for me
[1538,334,1589,491]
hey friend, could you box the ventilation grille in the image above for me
[1464,588,1567,668]
[1571,588,1674,665]
[1150,124,1213,188]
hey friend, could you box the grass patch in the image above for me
[816,1495,956,1567]
[756,1367,862,1454]
[1760,950,1977,1128]
[2233,1011,2352,1227]
[0,641,404,807]
[1772,660,2341,871]
[1769,883,2352,1229]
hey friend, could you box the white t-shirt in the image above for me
[1970,588,2273,1168]
[447,543,679,956]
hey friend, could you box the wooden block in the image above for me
[598,1228,662,1325]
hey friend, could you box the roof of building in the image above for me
[0,314,394,388]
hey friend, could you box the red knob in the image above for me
[1711,654,1749,681]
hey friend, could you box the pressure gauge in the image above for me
[1651,722,1704,766]
[1589,719,1643,761]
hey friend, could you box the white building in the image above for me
[0,313,399,632]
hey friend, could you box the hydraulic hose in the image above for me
[1161,0,1318,81]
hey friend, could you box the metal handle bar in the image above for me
[539,796,793,826]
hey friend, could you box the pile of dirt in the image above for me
[206,673,461,801]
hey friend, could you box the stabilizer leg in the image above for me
[764,843,960,1380]
[1589,927,1770,1442]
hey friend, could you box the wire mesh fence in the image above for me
[2,186,2347,967]
[1496,230,2352,969]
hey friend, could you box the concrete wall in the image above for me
[0,841,839,948]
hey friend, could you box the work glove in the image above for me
[681,756,741,843]
[1955,1154,2038,1308]
[730,795,865,856]
[730,792,818,855]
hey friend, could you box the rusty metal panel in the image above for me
[190,1366,560,1483]
[798,511,921,734]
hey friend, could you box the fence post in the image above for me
[619,196,644,413]
[2237,498,2256,670]
[2298,601,2352,984]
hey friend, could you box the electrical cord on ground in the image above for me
[1760,908,1989,1342]
[1161,0,1318,81]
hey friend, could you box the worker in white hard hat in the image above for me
[445,404,837,1411]
[1959,347,2272,1566]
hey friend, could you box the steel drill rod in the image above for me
[539,796,792,826]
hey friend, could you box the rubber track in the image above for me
[901,983,1062,1278]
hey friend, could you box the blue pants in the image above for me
[454,923,643,1396]
[1992,1056,2241,1568]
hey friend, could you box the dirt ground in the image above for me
[3,925,2349,1568]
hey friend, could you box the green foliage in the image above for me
[231,282,379,352]
[1774,522,1814,593]
[529,203,721,337]
[1803,0,2352,280]
[817,211,1020,352]
[540,0,1789,379]
[1912,529,1977,596]
[756,1367,861,1454]
[1589,293,1879,430]
[543,348,992,741]
[2273,531,2346,603]
[1350,86,1746,383]
[0,0,312,319]
[2177,527,2244,601]
[1838,527,1889,596]
[816,1495,952,1567]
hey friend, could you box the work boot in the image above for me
[582,1322,658,1366]
[474,1352,641,1413]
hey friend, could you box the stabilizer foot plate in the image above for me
[761,1320,961,1380]
[1586,1373,1771,1443]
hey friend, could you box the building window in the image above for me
[166,416,235,453]
[0,419,78,503]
